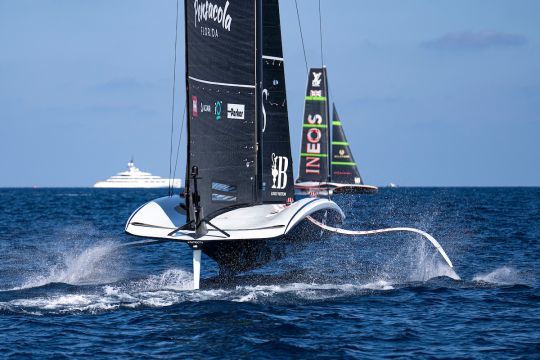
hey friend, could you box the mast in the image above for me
[183,0,191,218]
[255,0,263,203]
[325,66,331,183]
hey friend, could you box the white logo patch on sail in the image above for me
[194,0,232,31]
[227,103,245,119]
[312,72,322,87]
[271,153,288,192]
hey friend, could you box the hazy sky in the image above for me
[1,0,539,187]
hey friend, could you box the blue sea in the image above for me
[0,188,538,358]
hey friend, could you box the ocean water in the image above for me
[0,188,538,358]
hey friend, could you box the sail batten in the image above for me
[188,76,256,88]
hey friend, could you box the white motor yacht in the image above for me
[94,160,181,189]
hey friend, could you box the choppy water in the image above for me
[0,188,538,358]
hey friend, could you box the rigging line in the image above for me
[318,0,324,67]
[168,0,180,196]
[172,104,186,192]
[294,0,308,74]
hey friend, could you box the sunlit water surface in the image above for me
[0,188,538,358]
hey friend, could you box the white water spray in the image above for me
[17,242,123,289]
[473,267,526,285]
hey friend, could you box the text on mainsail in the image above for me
[194,0,232,31]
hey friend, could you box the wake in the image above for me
[472,267,529,286]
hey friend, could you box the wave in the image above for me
[1,234,464,314]
[472,267,527,286]
[1,268,397,314]
[5,263,531,315]
[1,265,466,314]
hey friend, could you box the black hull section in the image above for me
[202,209,343,273]
[294,184,378,196]
[332,186,378,195]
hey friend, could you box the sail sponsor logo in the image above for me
[200,101,212,114]
[335,148,350,159]
[194,0,232,38]
[261,89,268,132]
[271,153,288,193]
[214,100,222,120]
[192,96,198,117]
[334,171,352,176]
[227,103,245,120]
[305,114,323,174]
[312,72,322,87]
[310,90,322,97]
[354,177,361,184]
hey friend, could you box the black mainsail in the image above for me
[331,104,363,185]
[261,0,294,203]
[185,0,293,219]
[297,67,330,183]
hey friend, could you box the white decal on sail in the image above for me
[261,89,268,132]
[194,0,232,31]
[271,153,288,190]
[227,103,245,120]
[312,72,322,87]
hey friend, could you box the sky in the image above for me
[0,0,539,187]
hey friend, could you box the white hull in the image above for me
[126,196,344,242]
[126,196,344,279]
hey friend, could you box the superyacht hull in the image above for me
[94,160,181,189]
[94,180,181,189]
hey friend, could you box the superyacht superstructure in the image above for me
[94,160,181,188]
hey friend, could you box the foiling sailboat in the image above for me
[125,0,344,288]
[123,0,456,289]
[295,68,378,195]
